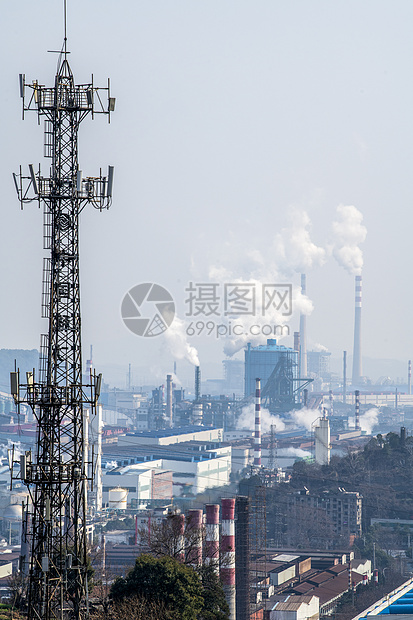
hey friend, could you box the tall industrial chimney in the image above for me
[343,350,347,404]
[299,274,307,377]
[235,496,250,620]
[221,498,236,620]
[205,504,220,572]
[193,366,203,425]
[294,331,300,356]
[408,360,411,396]
[177,514,185,563]
[352,275,362,385]
[195,366,201,401]
[254,378,261,468]
[355,390,360,431]
[166,374,173,427]
[187,509,203,567]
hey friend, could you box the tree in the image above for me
[198,565,230,620]
[110,554,204,620]
[91,594,167,620]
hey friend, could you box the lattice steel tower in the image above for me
[11,27,114,620]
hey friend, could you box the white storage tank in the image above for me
[108,487,128,510]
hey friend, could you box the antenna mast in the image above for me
[11,11,115,620]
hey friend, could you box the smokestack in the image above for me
[221,498,236,620]
[343,351,347,404]
[166,374,173,427]
[355,390,360,431]
[408,360,411,396]
[299,274,307,377]
[235,496,250,620]
[89,404,103,511]
[205,504,219,572]
[254,378,261,467]
[187,509,203,567]
[177,514,185,563]
[329,389,333,416]
[352,275,362,385]
[195,366,201,401]
[86,344,93,376]
[294,331,300,355]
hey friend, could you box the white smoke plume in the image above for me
[311,342,328,352]
[332,205,367,275]
[273,208,326,274]
[236,403,286,433]
[210,208,324,356]
[290,407,321,431]
[163,316,200,366]
[359,408,379,435]
[278,447,312,459]
[0,440,23,467]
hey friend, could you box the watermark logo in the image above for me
[121,281,292,339]
[185,282,292,317]
[121,283,175,337]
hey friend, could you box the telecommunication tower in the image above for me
[10,18,115,620]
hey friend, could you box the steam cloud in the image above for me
[236,403,286,433]
[332,205,367,275]
[290,407,321,431]
[278,447,312,459]
[359,408,379,435]
[274,208,326,274]
[164,316,200,366]
[209,208,323,356]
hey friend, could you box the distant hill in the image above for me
[0,349,38,394]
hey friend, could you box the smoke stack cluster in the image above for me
[352,275,362,385]
[254,378,261,467]
[299,274,307,377]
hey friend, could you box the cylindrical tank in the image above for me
[108,487,128,510]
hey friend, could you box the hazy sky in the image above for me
[1,1,412,387]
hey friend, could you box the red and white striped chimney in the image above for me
[187,509,203,568]
[205,504,219,573]
[177,514,185,563]
[352,274,362,385]
[254,378,261,467]
[221,498,236,620]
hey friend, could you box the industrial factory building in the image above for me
[102,430,231,496]
[287,488,362,545]
[244,340,299,411]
